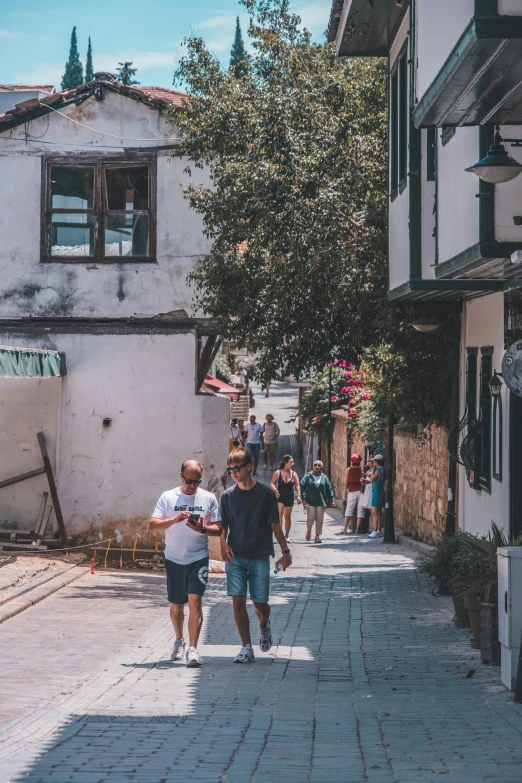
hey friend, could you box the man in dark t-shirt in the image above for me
[220,448,292,663]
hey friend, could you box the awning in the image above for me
[204,374,238,395]
[0,345,67,378]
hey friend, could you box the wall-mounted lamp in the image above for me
[465,126,522,184]
[488,370,503,398]
[412,317,441,334]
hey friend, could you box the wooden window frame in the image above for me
[426,127,436,182]
[389,42,409,201]
[41,156,157,264]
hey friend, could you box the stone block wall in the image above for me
[393,424,451,543]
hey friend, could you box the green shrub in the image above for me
[419,535,461,594]
[215,353,232,383]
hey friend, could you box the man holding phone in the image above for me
[150,460,222,668]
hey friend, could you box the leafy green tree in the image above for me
[61,26,83,90]
[85,37,94,82]
[230,17,249,78]
[116,62,140,86]
[173,0,457,430]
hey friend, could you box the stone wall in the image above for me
[393,424,451,543]
[321,410,367,500]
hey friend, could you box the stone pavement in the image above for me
[2,505,522,782]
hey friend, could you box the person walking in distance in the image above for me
[150,460,222,668]
[262,413,280,471]
[270,454,302,540]
[244,414,263,476]
[368,454,385,538]
[300,460,336,544]
[229,418,242,452]
[342,453,364,534]
[220,448,292,664]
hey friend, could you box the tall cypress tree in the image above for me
[61,26,84,90]
[85,37,94,82]
[116,62,140,86]
[229,17,249,78]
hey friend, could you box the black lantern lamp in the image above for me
[489,370,503,398]
[466,126,522,184]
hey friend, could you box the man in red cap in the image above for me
[342,453,364,534]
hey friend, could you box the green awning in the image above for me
[0,345,66,378]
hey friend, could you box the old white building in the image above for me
[329,0,522,540]
[0,73,229,545]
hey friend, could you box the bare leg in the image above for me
[356,515,365,533]
[232,595,251,645]
[278,502,285,526]
[269,450,276,468]
[283,507,292,538]
[253,600,270,630]
[187,594,203,649]
[343,516,354,533]
[170,603,184,639]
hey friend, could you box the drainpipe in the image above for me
[445,307,462,537]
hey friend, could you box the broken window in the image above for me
[44,160,155,262]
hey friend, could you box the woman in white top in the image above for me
[270,454,302,540]
[229,418,242,453]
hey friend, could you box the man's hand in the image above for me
[174,511,191,524]
[329,502,336,508]
[220,542,234,564]
[278,553,292,571]
[186,515,204,533]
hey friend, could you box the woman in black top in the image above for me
[270,454,302,540]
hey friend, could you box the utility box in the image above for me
[497,547,522,690]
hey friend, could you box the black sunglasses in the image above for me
[226,463,250,474]
[182,475,202,485]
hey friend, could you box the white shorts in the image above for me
[346,491,364,517]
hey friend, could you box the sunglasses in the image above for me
[313,464,322,468]
[182,476,202,486]
[226,463,250,474]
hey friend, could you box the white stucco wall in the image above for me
[0,91,212,319]
[459,293,509,538]
[0,376,60,529]
[0,330,230,538]
[437,127,480,263]
[415,0,474,102]
[499,0,522,14]
[389,191,410,290]
[495,125,522,243]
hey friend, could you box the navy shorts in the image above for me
[247,443,261,459]
[165,556,209,605]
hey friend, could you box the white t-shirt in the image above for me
[245,422,263,444]
[152,487,220,565]
[313,474,322,487]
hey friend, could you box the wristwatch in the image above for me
[282,548,291,555]
[202,525,208,535]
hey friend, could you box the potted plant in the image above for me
[419,536,470,628]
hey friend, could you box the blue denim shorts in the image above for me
[247,443,261,459]
[225,556,270,603]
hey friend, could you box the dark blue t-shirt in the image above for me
[220,481,280,558]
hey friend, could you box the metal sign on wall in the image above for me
[502,341,522,395]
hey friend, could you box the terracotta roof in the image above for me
[0,84,54,93]
[0,73,185,135]
[139,87,186,107]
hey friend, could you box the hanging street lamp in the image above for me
[465,126,522,184]
[489,370,503,398]
[411,317,441,334]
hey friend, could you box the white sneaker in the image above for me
[368,531,378,538]
[171,639,186,661]
[186,647,202,668]
[259,621,272,652]
[375,530,384,537]
[233,644,255,664]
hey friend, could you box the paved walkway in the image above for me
[2,500,522,782]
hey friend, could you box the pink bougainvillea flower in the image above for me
[340,387,350,393]
[361,394,369,401]
[341,360,347,367]
[331,395,339,402]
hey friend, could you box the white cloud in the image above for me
[18,63,63,85]
[295,0,331,36]
[0,28,17,37]
[198,14,237,30]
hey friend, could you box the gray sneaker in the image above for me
[259,621,272,653]
[186,647,202,668]
[233,644,255,664]
[171,639,186,662]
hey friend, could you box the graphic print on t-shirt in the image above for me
[152,487,220,566]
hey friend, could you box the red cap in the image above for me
[350,453,362,463]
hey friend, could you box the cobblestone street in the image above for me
[2,498,522,783]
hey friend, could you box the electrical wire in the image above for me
[42,102,180,142]
[0,534,130,555]
[0,136,178,149]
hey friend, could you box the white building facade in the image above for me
[0,74,229,544]
[329,0,522,539]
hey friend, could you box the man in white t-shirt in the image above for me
[244,414,263,476]
[150,460,222,668]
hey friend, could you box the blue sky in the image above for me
[0,0,331,89]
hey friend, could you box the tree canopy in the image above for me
[230,17,249,78]
[116,62,140,85]
[61,27,83,90]
[173,0,457,430]
[85,37,94,82]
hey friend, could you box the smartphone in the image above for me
[187,513,201,527]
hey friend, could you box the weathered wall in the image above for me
[321,410,366,501]
[0,330,230,545]
[394,425,451,543]
[0,91,212,319]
